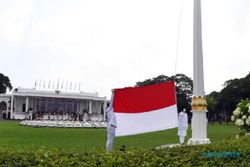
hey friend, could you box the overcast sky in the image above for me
[0,0,249,98]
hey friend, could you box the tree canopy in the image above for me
[206,72,250,122]
[135,72,250,122]
[0,73,13,93]
[136,74,193,113]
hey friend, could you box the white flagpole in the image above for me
[188,0,210,145]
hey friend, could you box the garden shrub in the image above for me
[0,137,249,167]
[231,99,250,134]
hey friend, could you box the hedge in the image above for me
[0,137,249,167]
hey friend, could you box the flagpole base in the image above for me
[187,138,211,145]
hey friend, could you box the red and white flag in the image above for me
[112,81,178,136]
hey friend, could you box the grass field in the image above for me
[0,120,239,151]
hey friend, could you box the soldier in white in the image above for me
[177,109,188,145]
[106,93,117,151]
[28,109,33,120]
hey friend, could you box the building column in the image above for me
[10,96,14,119]
[25,96,29,112]
[88,100,92,114]
[77,101,80,121]
[5,99,8,114]
[7,99,10,112]
[97,102,101,114]
[25,96,30,119]
[103,100,107,121]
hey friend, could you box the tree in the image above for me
[136,74,193,113]
[0,73,13,93]
[136,75,171,87]
[207,72,250,123]
[206,91,220,123]
[173,74,193,112]
[219,79,241,119]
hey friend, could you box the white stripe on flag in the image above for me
[114,104,178,136]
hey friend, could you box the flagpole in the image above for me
[187,0,210,145]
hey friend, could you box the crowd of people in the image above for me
[20,113,107,128]
[20,119,107,128]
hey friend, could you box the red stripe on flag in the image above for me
[113,81,176,113]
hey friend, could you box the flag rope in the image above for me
[173,0,184,111]
[173,0,184,76]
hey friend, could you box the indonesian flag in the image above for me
[112,81,178,136]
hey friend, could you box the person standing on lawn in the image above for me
[178,108,188,145]
[106,92,117,151]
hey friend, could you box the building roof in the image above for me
[0,94,12,98]
[8,88,106,101]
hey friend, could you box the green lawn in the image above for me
[0,120,238,151]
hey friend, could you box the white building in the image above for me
[0,87,106,121]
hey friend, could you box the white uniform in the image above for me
[106,93,117,151]
[177,111,188,144]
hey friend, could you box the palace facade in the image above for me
[0,88,106,121]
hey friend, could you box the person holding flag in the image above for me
[105,81,178,150]
[106,93,117,151]
[177,108,188,145]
